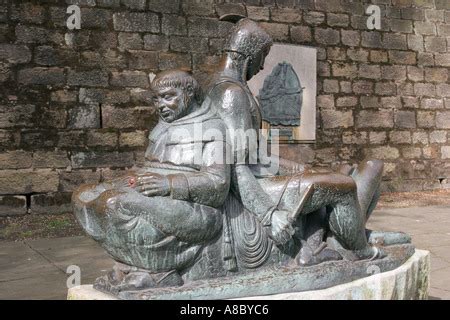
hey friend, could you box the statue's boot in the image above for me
[366,229,411,246]
[326,236,387,261]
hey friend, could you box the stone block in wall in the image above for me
[59,170,101,192]
[71,151,135,169]
[30,193,72,215]
[148,0,180,14]
[401,7,425,20]
[364,146,400,160]
[259,23,289,41]
[417,111,435,128]
[143,34,169,51]
[412,131,429,145]
[33,151,70,169]
[369,132,387,145]
[247,6,270,21]
[424,67,448,83]
[361,31,382,48]
[0,104,35,129]
[0,196,27,217]
[0,170,59,194]
[57,131,87,148]
[0,44,31,64]
[68,70,109,87]
[389,50,416,65]
[382,65,407,81]
[424,36,447,53]
[118,33,143,50]
[303,11,325,26]
[170,37,209,54]
[113,12,160,32]
[128,50,159,70]
[341,30,360,47]
[87,130,118,148]
[436,111,450,129]
[321,109,353,129]
[315,28,340,45]
[332,63,358,78]
[119,131,147,148]
[291,26,312,44]
[356,110,394,128]
[10,2,46,24]
[187,17,232,38]
[353,81,374,95]
[390,131,412,144]
[101,105,157,129]
[430,130,448,143]
[435,53,450,67]
[0,151,32,169]
[122,0,147,10]
[182,0,214,16]
[68,105,100,129]
[436,84,450,98]
[421,98,443,109]
[395,110,416,129]
[442,146,450,159]
[389,19,413,33]
[16,25,63,45]
[375,82,397,96]
[370,50,388,63]
[162,14,187,36]
[80,8,113,29]
[79,88,131,104]
[414,21,436,35]
[17,67,65,86]
[158,52,191,71]
[110,70,149,87]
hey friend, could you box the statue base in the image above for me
[67,248,429,300]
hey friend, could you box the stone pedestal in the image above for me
[68,249,429,300]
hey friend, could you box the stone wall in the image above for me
[0,0,449,216]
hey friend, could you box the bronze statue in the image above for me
[72,18,413,299]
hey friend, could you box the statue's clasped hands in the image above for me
[270,210,295,245]
[128,173,170,197]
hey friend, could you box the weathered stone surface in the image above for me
[71,151,135,169]
[356,110,394,128]
[101,105,157,129]
[0,196,27,217]
[119,131,147,147]
[33,151,70,168]
[30,193,72,215]
[0,151,32,169]
[321,110,353,129]
[436,111,450,129]
[68,105,100,129]
[18,68,65,86]
[0,170,59,194]
[113,12,159,32]
[0,44,32,64]
[59,170,101,193]
[110,71,149,87]
[68,70,109,87]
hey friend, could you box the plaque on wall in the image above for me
[248,44,317,143]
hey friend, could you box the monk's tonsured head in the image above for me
[151,70,202,123]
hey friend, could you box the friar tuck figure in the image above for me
[72,70,232,292]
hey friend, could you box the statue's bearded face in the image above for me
[153,86,190,123]
[246,47,270,81]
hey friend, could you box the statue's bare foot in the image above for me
[366,230,411,246]
[94,263,183,294]
[296,242,342,266]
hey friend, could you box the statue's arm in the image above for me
[233,164,277,225]
[167,141,230,208]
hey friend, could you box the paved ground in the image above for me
[0,205,449,300]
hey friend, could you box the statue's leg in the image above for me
[299,173,380,260]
